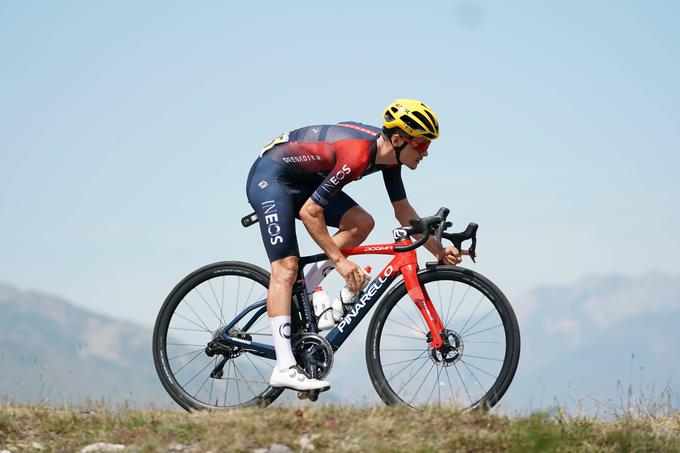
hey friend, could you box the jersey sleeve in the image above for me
[310,140,371,207]
[382,165,407,202]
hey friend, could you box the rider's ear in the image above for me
[390,134,403,148]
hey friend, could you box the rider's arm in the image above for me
[299,199,345,264]
[299,199,365,291]
[392,198,446,259]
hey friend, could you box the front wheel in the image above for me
[365,266,520,410]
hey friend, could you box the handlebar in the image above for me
[393,207,478,262]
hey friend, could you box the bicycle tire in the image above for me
[152,261,284,411]
[365,265,520,410]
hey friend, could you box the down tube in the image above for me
[325,273,398,350]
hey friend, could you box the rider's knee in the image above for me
[354,213,375,241]
[270,256,299,287]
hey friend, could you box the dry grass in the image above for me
[0,403,679,452]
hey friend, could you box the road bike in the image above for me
[152,207,520,411]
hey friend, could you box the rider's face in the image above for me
[391,134,430,169]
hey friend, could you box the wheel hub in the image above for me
[429,329,464,366]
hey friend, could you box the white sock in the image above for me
[304,260,334,292]
[269,315,296,371]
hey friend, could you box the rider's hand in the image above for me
[335,258,367,293]
[438,246,467,266]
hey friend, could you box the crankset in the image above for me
[292,333,334,402]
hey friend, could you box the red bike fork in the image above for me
[400,264,445,349]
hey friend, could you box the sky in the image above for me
[1,0,679,327]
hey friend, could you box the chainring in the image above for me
[292,333,334,380]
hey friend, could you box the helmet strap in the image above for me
[393,142,407,164]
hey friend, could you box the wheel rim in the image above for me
[375,274,513,409]
[159,268,278,409]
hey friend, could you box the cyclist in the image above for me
[245,99,463,392]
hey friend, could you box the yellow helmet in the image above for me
[382,99,439,140]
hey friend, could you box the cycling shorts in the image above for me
[245,156,358,262]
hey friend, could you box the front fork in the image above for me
[400,264,445,349]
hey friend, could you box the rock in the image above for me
[298,435,315,451]
[80,443,126,452]
[268,444,294,453]
[31,442,45,450]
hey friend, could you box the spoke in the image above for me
[183,357,215,388]
[395,303,427,335]
[462,360,487,393]
[460,359,498,379]
[166,343,207,347]
[447,283,471,327]
[460,306,496,337]
[424,364,442,407]
[396,355,431,394]
[444,366,456,405]
[463,324,503,338]
[208,369,216,404]
[454,362,474,406]
[244,279,256,310]
[252,354,276,369]
[194,358,215,399]
[223,361,232,407]
[464,340,503,344]
[195,287,224,327]
[245,354,268,383]
[235,277,241,318]
[169,327,208,333]
[409,362,436,406]
[208,279,226,326]
[444,281,456,327]
[437,281,444,331]
[387,350,428,382]
[232,362,243,404]
[172,312,211,333]
[381,348,428,352]
[221,276,226,327]
[385,318,427,337]
[173,350,205,373]
[182,301,212,333]
[169,348,205,361]
[463,354,503,362]
[459,294,484,336]
[382,355,429,367]
[383,333,427,341]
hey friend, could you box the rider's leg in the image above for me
[304,200,375,289]
[268,256,298,372]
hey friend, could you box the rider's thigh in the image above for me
[338,205,375,240]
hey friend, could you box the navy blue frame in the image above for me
[216,253,398,359]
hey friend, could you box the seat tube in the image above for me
[401,264,445,349]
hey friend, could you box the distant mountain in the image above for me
[2,273,679,413]
[502,272,680,414]
[0,283,173,406]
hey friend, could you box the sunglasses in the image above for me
[400,136,431,154]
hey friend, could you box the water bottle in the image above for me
[311,286,335,330]
[331,266,372,322]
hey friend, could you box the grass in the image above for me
[1,403,679,452]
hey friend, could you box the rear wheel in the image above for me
[152,261,283,411]
[366,266,520,410]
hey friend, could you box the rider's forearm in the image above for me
[393,199,444,259]
[299,199,346,264]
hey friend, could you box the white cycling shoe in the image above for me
[269,365,331,392]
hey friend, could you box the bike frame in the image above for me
[216,238,446,360]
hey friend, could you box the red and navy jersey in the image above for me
[260,122,406,207]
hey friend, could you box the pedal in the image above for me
[297,390,320,401]
[297,391,310,400]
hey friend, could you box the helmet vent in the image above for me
[384,111,395,122]
[412,111,435,133]
[390,107,398,113]
[424,110,439,132]
[400,115,425,133]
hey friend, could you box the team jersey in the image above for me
[260,122,407,206]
